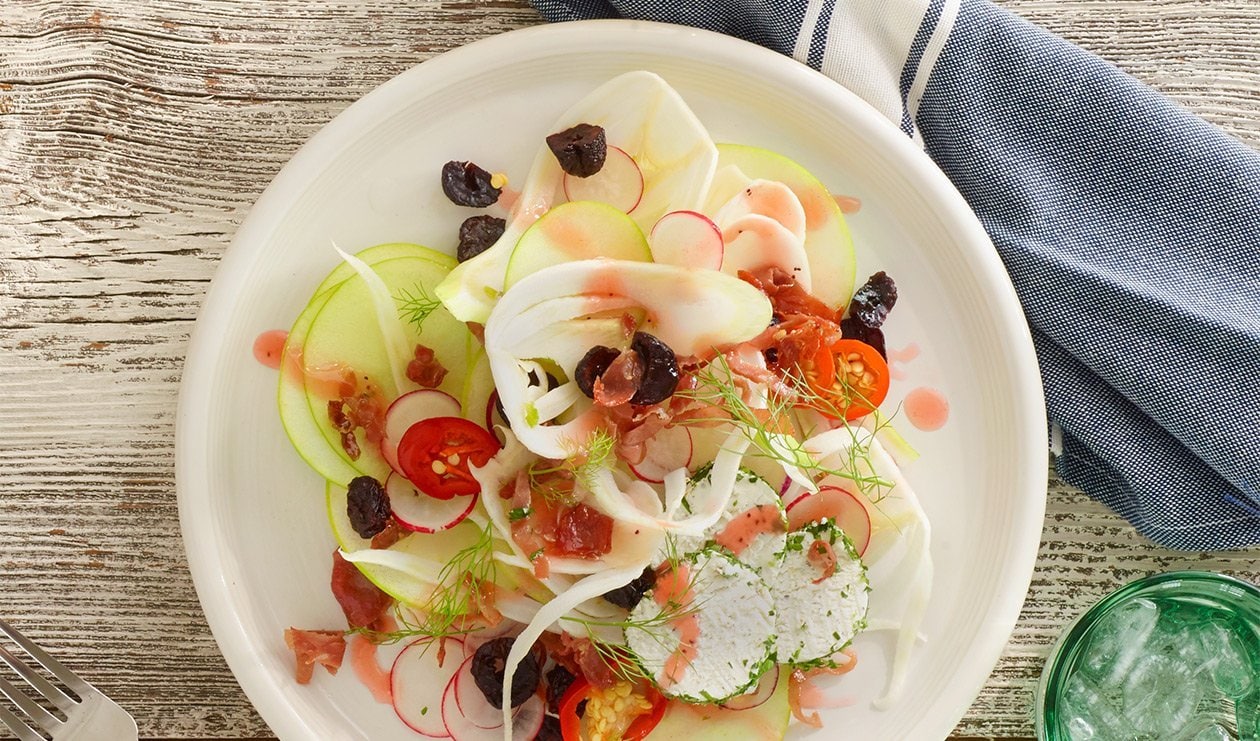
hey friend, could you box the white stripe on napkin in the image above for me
[820,0,931,125]
[905,0,961,126]
[791,0,829,62]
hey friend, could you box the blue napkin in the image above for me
[530,0,1260,551]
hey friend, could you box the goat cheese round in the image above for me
[625,550,775,703]
[674,467,788,572]
[767,520,869,668]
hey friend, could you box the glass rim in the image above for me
[1035,570,1260,740]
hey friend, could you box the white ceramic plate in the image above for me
[177,20,1046,741]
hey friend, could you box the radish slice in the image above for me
[720,664,779,710]
[649,210,722,270]
[509,695,544,740]
[387,473,477,533]
[452,654,506,730]
[443,663,496,739]
[628,426,693,484]
[391,637,466,737]
[562,146,643,213]
[442,659,544,740]
[786,485,872,556]
[383,390,461,475]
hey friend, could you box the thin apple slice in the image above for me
[562,145,644,213]
[391,637,466,737]
[382,390,462,476]
[503,200,649,288]
[649,210,723,270]
[386,473,477,534]
[629,426,694,484]
[785,485,872,556]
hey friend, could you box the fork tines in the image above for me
[0,617,89,741]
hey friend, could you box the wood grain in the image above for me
[1,1,1257,739]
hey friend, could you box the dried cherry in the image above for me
[601,565,657,610]
[545,664,576,713]
[629,332,679,405]
[840,316,887,359]
[441,160,501,207]
[847,271,898,328]
[457,215,506,262]
[471,637,539,709]
[574,345,621,398]
[346,475,391,539]
[545,123,607,177]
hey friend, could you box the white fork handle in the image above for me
[52,694,137,741]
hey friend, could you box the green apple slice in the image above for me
[503,201,649,288]
[643,669,790,739]
[278,244,451,486]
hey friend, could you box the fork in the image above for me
[0,617,137,741]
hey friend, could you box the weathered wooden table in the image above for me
[2,1,1258,739]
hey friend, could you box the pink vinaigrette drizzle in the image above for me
[349,634,393,704]
[253,330,288,369]
[904,386,950,431]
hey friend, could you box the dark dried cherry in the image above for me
[441,160,501,208]
[601,565,657,610]
[457,215,506,262]
[574,345,621,398]
[629,332,679,405]
[840,316,887,359]
[346,475,391,539]
[847,271,898,329]
[545,665,576,713]
[545,123,607,177]
[471,637,538,709]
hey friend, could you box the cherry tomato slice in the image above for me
[811,339,890,421]
[558,678,588,741]
[559,677,667,741]
[624,686,667,739]
[397,416,499,499]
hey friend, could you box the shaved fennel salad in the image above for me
[277,71,933,741]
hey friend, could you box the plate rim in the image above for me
[176,18,1047,740]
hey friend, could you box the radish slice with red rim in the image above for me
[383,390,461,476]
[391,637,465,737]
[562,146,643,213]
[720,664,779,710]
[649,210,723,270]
[629,425,693,484]
[452,654,505,730]
[442,664,496,739]
[786,485,872,556]
[386,473,477,534]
